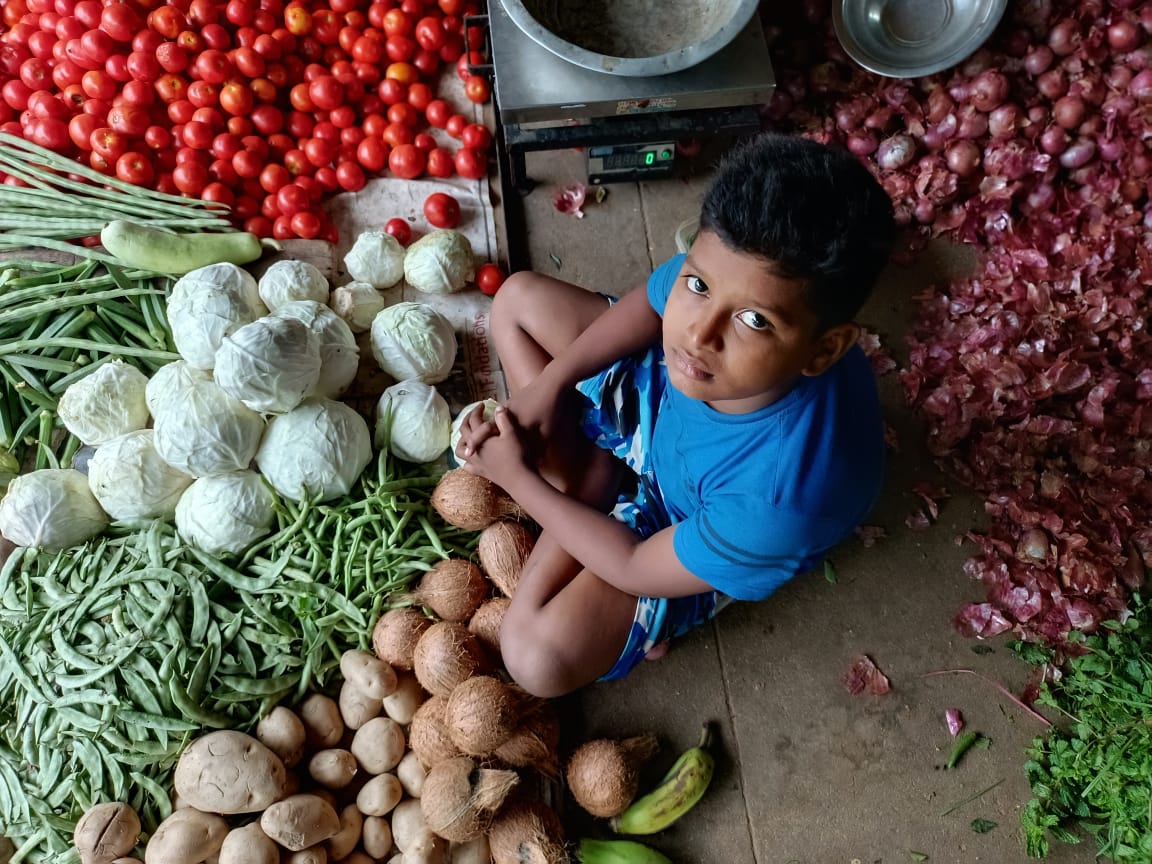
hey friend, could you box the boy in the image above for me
[456,133,896,698]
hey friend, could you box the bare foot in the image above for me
[644,639,671,661]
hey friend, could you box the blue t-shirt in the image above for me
[647,255,885,601]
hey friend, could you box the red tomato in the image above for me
[126,49,160,82]
[411,47,439,76]
[275,181,309,215]
[231,45,265,77]
[335,160,365,191]
[384,216,412,245]
[107,103,148,135]
[380,120,413,148]
[148,6,186,39]
[231,148,263,178]
[388,142,423,179]
[425,145,453,178]
[424,97,449,127]
[90,126,126,159]
[283,5,311,35]
[444,112,466,138]
[438,0,465,15]
[303,135,336,166]
[413,132,435,152]
[308,74,343,110]
[219,81,254,116]
[384,33,415,62]
[384,61,417,86]
[250,104,283,135]
[194,49,233,84]
[173,160,208,195]
[386,101,418,127]
[381,8,410,36]
[461,122,492,151]
[406,81,431,111]
[115,150,154,185]
[120,80,153,106]
[225,0,255,27]
[28,116,71,150]
[99,3,139,42]
[340,125,365,146]
[413,15,444,51]
[259,162,290,192]
[476,262,506,296]
[201,23,232,51]
[328,104,355,128]
[187,80,219,108]
[356,135,388,171]
[154,73,187,103]
[68,111,98,148]
[351,34,383,64]
[290,209,322,238]
[377,77,406,105]
[423,191,460,229]
[288,82,314,111]
[463,74,489,104]
[454,146,485,179]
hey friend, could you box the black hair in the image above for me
[699,133,896,331]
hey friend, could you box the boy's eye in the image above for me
[739,310,771,331]
[685,275,708,295]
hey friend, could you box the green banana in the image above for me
[577,838,675,864]
[610,723,715,835]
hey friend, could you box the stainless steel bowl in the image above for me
[833,0,1007,78]
[499,0,760,77]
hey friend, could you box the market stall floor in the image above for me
[513,147,1089,864]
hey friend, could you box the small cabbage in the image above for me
[370,301,457,384]
[329,281,386,333]
[0,469,108,549]
[376,380,450,463]
[403,229,474,294]
[344,231,405,289]
[449,398,500,466]
[258,259,329,311]
[151,375,266,477]
[175,471,275,555]
[146,361,211,418]
[87,430,193,521]
[214,316,322,414]
[272,300,359,399]
[255,398,372,502]
[167,263,266,369]
[57,360,150,446]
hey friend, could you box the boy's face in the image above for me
[662,230,858,414]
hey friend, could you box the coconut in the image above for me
[412,621,488,697]
[565,734,659,819]
[492,700,561,778]
[407,559,488,622]
[443,676,536,756]
[477,521,535,597]
[430,469,523,531]
[408,695,462,768]
[488,799,567,864]
[420,756,519,843]
[372,607,432,670]
[467,597,510,655]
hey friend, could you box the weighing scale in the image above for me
[485,1,776,189]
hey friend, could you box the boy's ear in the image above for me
[802,322,860,376]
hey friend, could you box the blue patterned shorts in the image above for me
[575,342,724,681]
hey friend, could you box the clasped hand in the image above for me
[454,404,530,486]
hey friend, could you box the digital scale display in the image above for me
[587,143,676,184]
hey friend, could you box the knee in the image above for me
[489,271,535,333]
[499,607,573,699]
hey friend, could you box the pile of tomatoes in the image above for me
[0,0,497,240]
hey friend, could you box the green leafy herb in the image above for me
[970,818,997,834]
[945,730,989,769]
[823,559,838,584]
[909,852,930,861]
[1018,593,1152,860]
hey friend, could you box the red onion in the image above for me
[1040,124,1071,154]
[1106,65,1134,90]
[1127,45,1152,72]
[920,125,947,151]
[835,97,870,132]
[876,134,917,171]
[1002,29,1034,58]
[1141,2,1152,29]
[1131,145,1151,176]
[1078,115,1104,136]
[809,62,841,95]
[1097,136,1125,161]
[1052,94,1087,129]
[1024,45,1055,76]
[761,90,794,121]
[989,103,1022,138]
[1024,182,1057,212]
[926,87,955,123]
[1069,74,1107,106]
[1059,138,1097,168]
[1036,69,1068,99]
[1048,18,1081,55]
[846,129,878,156]
[1132,70,1152,102]
[913,198,937,224]
[1027,105,1049,126]
[947,80,972,103]
[864,106,895,131]
[1107,18,1140,52]
[1120,179,1144,202]
[945,139,981,176]
[956,106,989,139]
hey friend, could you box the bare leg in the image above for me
[489,272,643,697]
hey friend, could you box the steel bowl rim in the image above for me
[832,0,1008,79]
[498,0,761,77]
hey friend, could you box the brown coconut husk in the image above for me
[488,798,567,864]
[492,700,561,779]
[444,676,536,756]
[408,695,462,768]
[413,621,489,697]
[565,734,660,819]
[477,521,536,597]
[371,607,432,670]
[431,469,523,531]
[467,596,511,655]
[420,756,520,843]
[406,559,489,622]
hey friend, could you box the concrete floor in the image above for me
[510,148,1091,864]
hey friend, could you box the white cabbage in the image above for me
[329,281,386,333]
[87,430,193,521]
[449,398,500,466]
[175,471,275,555]
[376,380,450,463]
[145,361,211,418]
[256,398,372,502]
[370,302,457,384]
[214,316,322,414]
[403,229,474,294]
[151,374,266,477]
[258,259,330,311]
[344,231,405,289]
[56,360,150,446]
[0,468,108,549]
[167,263,266,369]
[271,300,359,399]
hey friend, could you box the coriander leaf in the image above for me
[823,559,838,584]
[970,818,997,834]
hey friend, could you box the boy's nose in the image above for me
[688,311,724,349]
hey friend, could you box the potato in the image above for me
[110,859,142,864]
[338,854,375,864]
[355,774,403,817]
[390,799,427,853]
[307,749,358,789]
[218,822,277,864]
[361,816,393,860]
[340,650,399,699]
[396,751,426,798]
[260,795,340,852]
[311,789,338,811]
[299,694,344,749]
[351,717,405,774]
[338,680,381,731]
[256,706,307,768]
[283,848,326,864]
[404,831,448,864]
[74,801,140,864]
[173,731,286,814]
[144,808,228,864]
[325,804,363,861]
[382,673,425,725]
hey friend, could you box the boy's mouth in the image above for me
[671,348,713,380]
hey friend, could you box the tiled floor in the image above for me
[507,147,1090,864]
